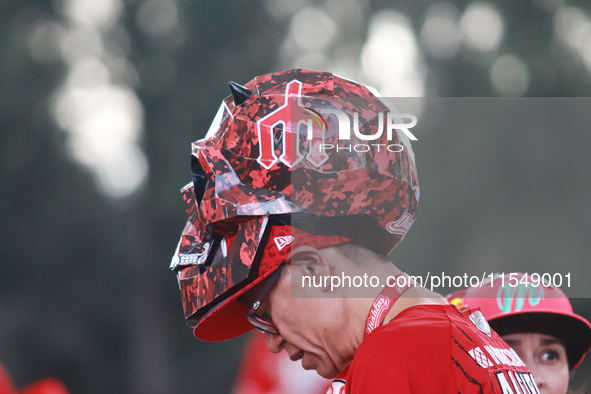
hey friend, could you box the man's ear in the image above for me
[289,246,332,293]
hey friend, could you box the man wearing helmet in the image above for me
[170,69,538,393]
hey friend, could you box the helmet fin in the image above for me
[228,81,251,105]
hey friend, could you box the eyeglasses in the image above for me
[246,265,283,335]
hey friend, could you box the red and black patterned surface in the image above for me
[171,68,420,330]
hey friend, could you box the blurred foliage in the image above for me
[1,0,591,393]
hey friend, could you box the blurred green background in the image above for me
[1,0,591,393]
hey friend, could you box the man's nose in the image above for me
[264,331,285,354]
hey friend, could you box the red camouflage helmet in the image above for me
[170,68,419,341]
[463,273,591,369]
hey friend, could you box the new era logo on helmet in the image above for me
[274,236,295,250]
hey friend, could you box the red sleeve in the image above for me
[345,308,457,394]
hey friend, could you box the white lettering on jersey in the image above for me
[469,347,494,368]
[495,370,537,394]
[483,346,526,367]
[514,372,530,394]
[513,372,541,394]
[502,349,517,366]
[507,370,524,394]
[497,348,514,366]
[495,371,516,394]
[509,348,527,367]
[484,345,500,365]
[522,373,540,394]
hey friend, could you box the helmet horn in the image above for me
[228,81,252,105]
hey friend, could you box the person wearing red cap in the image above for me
[462,273,591,394]
[170,69,538,393]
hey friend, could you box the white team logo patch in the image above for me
[469,311,491,337]
[274,236,295,250]
[326,379,346,394]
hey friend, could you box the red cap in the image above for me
[463,273,591,369]
[193,225,349,341]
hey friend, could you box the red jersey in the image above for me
[328,305,539,394]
